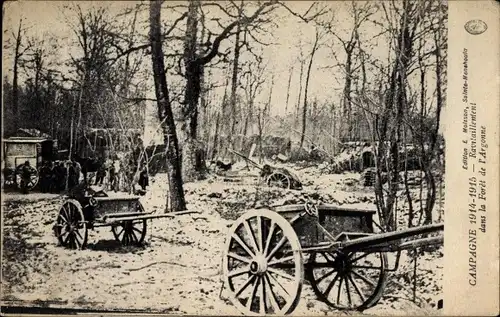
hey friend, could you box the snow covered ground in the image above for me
[1,164,443,315]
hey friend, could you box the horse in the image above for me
[74,155,104,184]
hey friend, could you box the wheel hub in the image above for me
[249,255,268,275]
[334,255,351,274]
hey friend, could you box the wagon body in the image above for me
[92,196,144,220]
[272,204,375,247]
[3,137,55,169]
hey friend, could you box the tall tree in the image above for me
[300,29,320,149]
[149,0,186,211]
[11,18,30,132]
[180,0,280,181]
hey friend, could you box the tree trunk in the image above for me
[343,50,353,141]
[285,66,293,113]
[182,0,206,182]
[228,22,242,156]
[266,75,274,118]
[300,32,319,149]
[212,111,220,160]
[149,0,186,211]
[12,19,23,132]
[295,61,304,125]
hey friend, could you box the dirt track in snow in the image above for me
[1,164,443,315]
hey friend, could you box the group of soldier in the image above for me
[38,160,83,193]
[36,157,149,194]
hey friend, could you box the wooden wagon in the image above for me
[222,202,444,315]
[53,187,196,249]
[2,137,56,191]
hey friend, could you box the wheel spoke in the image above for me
[243,220,259,254]
[347,273,365,303]
[314,268,337,284]
[63,231,72,245]
[266,236,286,261]
[62,206,70,222]
[228,252,252,264]
[246,275,260,310]
[259,276,266,314]
[268,267,295,281]
[256,216,263,253]
[351,270,376,288]
[345,276,352,307]
[322,252,336,263]
[58,213,69,224]
[132,226,143,235]
[127,230,134,244]
[266,270,291,297]
[228,266,250,278]
[75,229,84,242]
[263,221,276,256]
[130,230,138,243]
[349,252,370,264]
[57,228,70,239]
[74,233,82,249]
[235,275,256,297]
[336,275,343,305]
[232,233,256,258]
[268,255,295,266]
[264,273,282,312]
[351,265,382,270]
[116,227,125,239]
[323,272,340,298]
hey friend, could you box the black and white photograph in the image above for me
[1,0,452,315]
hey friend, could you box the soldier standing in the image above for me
[20,161,32,194]
[95,158,106,186]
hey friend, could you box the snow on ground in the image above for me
[1,164,443,315]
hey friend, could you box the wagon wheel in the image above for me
[267,172,290,190]
[54,199,88,250]
[223,210,303,315]
[15,166,39,191]
[111,201,147,246]
[306,250,388,311]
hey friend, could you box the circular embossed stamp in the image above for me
[464,19,488,35]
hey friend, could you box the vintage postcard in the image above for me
[1,0,498,316]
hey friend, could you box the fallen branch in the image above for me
[128,261,189,272]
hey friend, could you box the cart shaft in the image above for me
[356,236,444,253]
[103,210,200,224]
[102,211,153,221]
[340,223,444,251]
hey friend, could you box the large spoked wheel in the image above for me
[267,172,291,190]
[306,250,388,311]
[223,210,303,316]
[111,201,147,246]
[54,199,88,250]
[15,166,39,191]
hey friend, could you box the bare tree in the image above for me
[10,18,31,132]
[150,0,186,211]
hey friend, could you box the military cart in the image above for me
[222,202,444,315]
[2,137,56,191]
[228,149,302,190]
[53,186,197,249]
